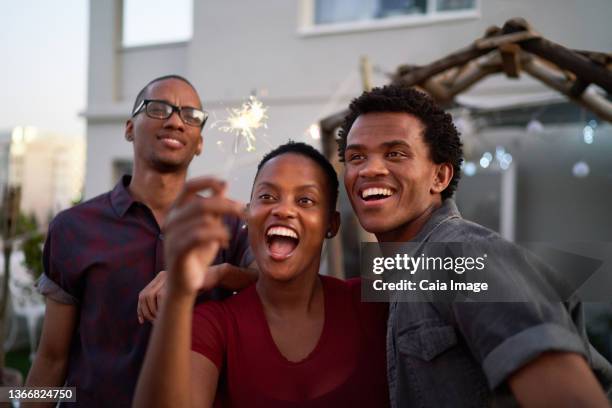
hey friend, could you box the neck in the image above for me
[376,198,443,243]
[128,165,188,226]
[256,264,323,318]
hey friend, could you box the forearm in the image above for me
[510,352,609,407]
[24,354,68,408]
[133,290,196,408]
[219,264,258,291]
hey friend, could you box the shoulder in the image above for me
[434,216,501,242]
[49,192,112,230]
[194,284,258,319]
[191,285,259,362]
[430,216,522,259]
[320,275,357,295]
[320,275,367,303]
[321,275,387,320]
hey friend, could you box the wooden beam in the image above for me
[499,43,522,78]
[522,58,612,122]
[503,19,612,93]
[392,45,494,87]
[447,58,503,97]
[320,109,349,135]
[474,30,540,49]
[420,77,452,105]
[442,64,470,87]
[360,56,373,91]
[568,78,590,98]
[573,49,612,68]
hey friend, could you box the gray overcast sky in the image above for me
[1,0,88,137]
[0,0,193,138]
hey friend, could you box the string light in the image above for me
[463,161,477,176]
[583,125,594,144]
[307,124,321,140]
[479,156,490,169]
[572,161,590,178]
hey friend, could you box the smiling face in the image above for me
[125,78,203,173]
[248,153,339,282]
[343,112,452,241]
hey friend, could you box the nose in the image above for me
[271,199,297,219]
[163,110,185,130]
[358,156,389,178]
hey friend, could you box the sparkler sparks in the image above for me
[216,96,268,153]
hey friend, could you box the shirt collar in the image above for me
[411,199,462,242]
[110,175,136,217]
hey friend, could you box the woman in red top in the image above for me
[134,142,388,407]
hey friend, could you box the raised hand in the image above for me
[137,263,258,323]
[162,177,244,298]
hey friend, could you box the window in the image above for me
[308,0,476,31]
[122,0,193,47]
[436,0,476,11]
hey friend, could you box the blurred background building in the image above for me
[1,126,84,367]
[84,0,611,242]
[0,127,85,226]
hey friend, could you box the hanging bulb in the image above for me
[572,161,590,178]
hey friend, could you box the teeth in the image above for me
[361,188,393,199]
[266,226,298,240]
[162,137,182,145]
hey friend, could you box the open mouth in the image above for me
[360,187,394,202]
[266,226,300,260]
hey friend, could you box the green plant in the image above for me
[18,214,44,279]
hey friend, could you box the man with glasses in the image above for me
[26,75,254,407]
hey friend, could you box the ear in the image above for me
[125,119,134,142]
[195,134,203,156]
[431,162,453,195]
[327,210,341,238]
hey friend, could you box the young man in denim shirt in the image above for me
[339,85,610,407]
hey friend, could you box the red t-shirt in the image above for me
[192,276,389,407]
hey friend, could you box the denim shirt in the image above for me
[387,199,611,407]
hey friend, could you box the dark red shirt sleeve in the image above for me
[40,212,82,304]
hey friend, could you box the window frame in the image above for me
[298,0,480,37]
[120,0,194,49]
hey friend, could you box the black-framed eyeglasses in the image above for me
[132,99,208,128]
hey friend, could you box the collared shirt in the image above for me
[387,199,611,407]
[38,175,253,407]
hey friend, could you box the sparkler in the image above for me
[216,95,268,153]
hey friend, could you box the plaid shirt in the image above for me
[38,175,252,407]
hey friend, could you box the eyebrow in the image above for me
[255,182,322,191]
[382,140,412,150]
[254,181,277,190]
[345,140,412,151]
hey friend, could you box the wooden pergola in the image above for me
[320,18,612,279]
[320,17,612,159]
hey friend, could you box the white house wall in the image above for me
[84,0,612,244]
[120,43,189,100]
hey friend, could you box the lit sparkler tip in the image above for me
[217,95,268,153]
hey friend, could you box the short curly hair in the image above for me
[337,85,463,200]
